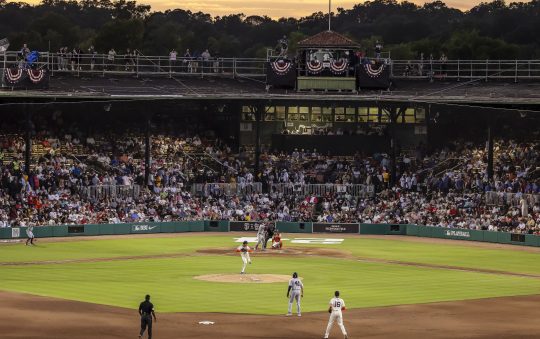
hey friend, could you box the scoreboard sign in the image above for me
[312,223,359,234]
[229,221,274,232]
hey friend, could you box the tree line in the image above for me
[0,0,539,59]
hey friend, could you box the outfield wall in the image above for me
[1,221,539,247]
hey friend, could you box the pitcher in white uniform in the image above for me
[235,240,252,274]
[324,290,348,339]
[286,272,303,316]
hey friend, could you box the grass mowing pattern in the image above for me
[0,234,539,314]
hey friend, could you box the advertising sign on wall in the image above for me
[312,223,359,233]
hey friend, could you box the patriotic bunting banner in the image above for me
[2,67,49,89]
[266,60,296,88]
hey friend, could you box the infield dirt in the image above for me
[2,290,540,338]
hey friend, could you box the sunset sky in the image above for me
[22,0,480,18]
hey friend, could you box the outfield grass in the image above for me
[0,234,539,314]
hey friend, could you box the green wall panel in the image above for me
[51,225,68,237]
[418,226,433,238]
[483,231,499,243]
[360,224,389,235]
[98,224,115,235]
[276,221,312,233]
[406,224,419,236]
[204,220,230,232]
[84,224,101,236]
[525,234,540,247]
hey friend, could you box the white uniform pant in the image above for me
[255,235,265,249]
[241,253,251,273]
[288,291,301,314]
[325,312,347,338]
[26,231,34,239]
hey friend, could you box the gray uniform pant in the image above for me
[288,291,301,315]
[255,234,265,249]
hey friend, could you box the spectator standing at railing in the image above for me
[71,47,81,71]
[440,53,447,75]
[62,47,69,70]
[57,47,64,71]
[65,48,73,70]
[201,49,211,73]
[19,43,30,61]
[125,48,135,72]
[374,41,382,60]
[418,52,424,76]
[169,49,177,72]
[107,48,116,70]
[191,51,200,73]
[88,45,97,70]
[183,49,191,72]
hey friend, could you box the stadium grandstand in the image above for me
[0,28,539,234]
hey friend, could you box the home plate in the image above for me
[198,321,215,325]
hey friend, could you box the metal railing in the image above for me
[485,191,540,207]
[390,59,540,81]
[3,51,540,82]
[1,51,266,79]
[191,182,263,197]
[78,184,141,200]
[269,183,374,197]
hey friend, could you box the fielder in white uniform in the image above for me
[324,291,348,339]
[25,225,36,246]
[286,272,303,316]
[235,240,252,274]
[255,224,266,251]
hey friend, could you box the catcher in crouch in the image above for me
[271,229,283,249]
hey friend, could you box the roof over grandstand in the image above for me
[297,30,360,49]
[1,74,540,107]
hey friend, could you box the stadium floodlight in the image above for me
[0,38,9,53]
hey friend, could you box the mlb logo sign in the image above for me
[11,228,20,238]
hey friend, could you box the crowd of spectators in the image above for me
[0,125,538,234]
[14,42,221,73]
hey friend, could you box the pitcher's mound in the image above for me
[194,274,292,283]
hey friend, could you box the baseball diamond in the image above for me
[0,232,540,338]
[2,0,540,338]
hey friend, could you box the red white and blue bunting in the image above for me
[330,59,348,74]
[307,59,324,74]
[363,63,386,78]
[4,68,23,84]
[270,59,293,76]
[27,69,45,83]
[2,67,48,88]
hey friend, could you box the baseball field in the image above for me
[1,232,540,338]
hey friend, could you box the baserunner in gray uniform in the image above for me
[287,272,304,316]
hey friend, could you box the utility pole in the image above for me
[328,0,332,31]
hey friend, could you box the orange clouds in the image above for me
[20,0,477,18]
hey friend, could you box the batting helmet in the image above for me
[292,272,298,278]
[243,240,248,245]
[335,291,340,297]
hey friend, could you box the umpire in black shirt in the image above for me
[139,294,157,339]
